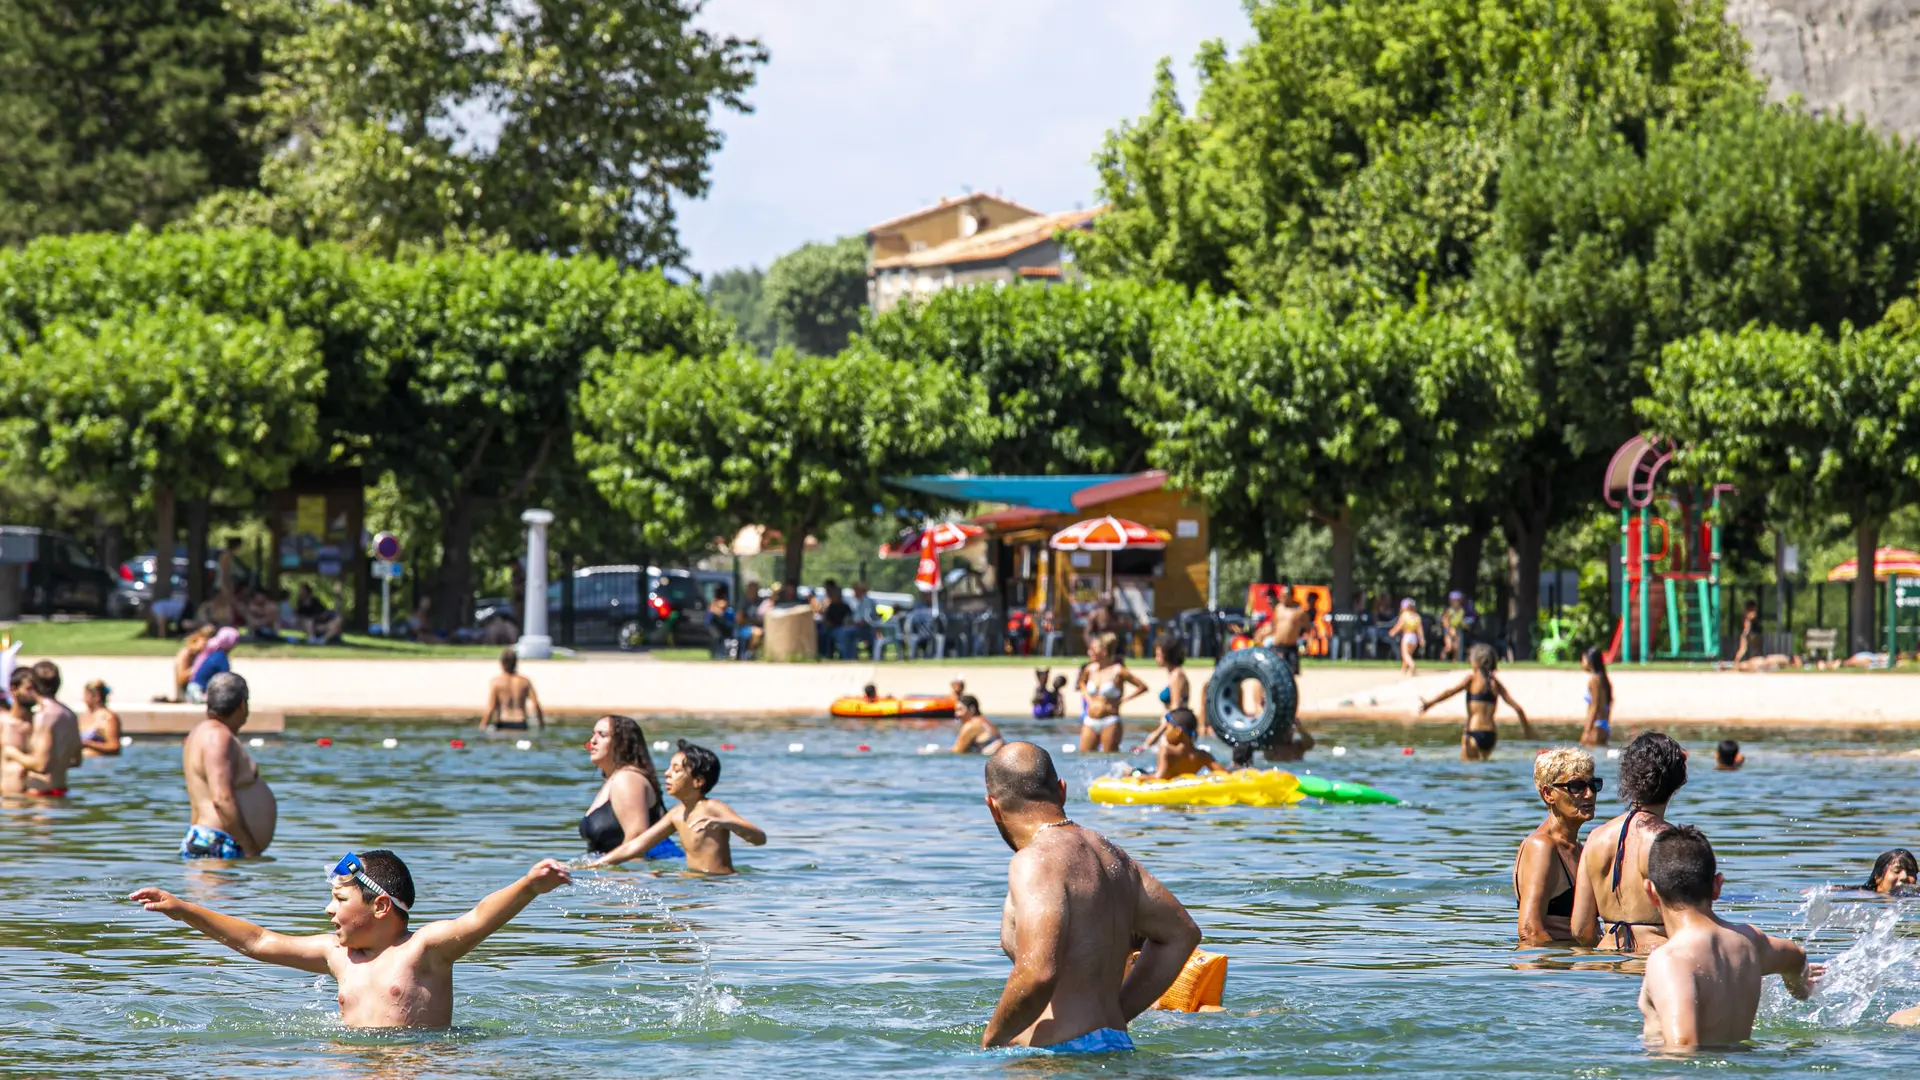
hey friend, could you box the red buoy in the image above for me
[1400,747,1414,756]
[449,739,466,749]
[317,737,333,747]
[857,744,870,752]
[720,743,737,751]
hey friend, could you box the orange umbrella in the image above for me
[878,522,982,559]
[1047,516,1168,552]
[1825,548,1920,582]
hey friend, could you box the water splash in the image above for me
[1762,885,1920,1026]
[565,870,742,1027]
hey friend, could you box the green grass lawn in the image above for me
[0,619,511,659]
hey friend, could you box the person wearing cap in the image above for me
[129,849,572,1028]
[80,679,122,756]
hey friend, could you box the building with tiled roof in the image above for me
[864,196,1103,312]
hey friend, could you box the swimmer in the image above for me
[180,673,277,858]
[1152,709,1217,780]
[1636,826,1821,1049]
[952,694,1004,755]
[3,667,38,796]
[981,742,1200,1051]
[1862,848,1917,894]
[482,647,544,730]
[3,661,83,797]
[130,850,572,1028]
[1580,648,1612,747]
[579,715,679,861]
[587,740,764,874]
[1513,748,1599,946]
[1572,731,1687,953]
[1418,644,1532,761]
[862,682,879,703]
[1077,632,1148,754]
[80,680,122,756]
[1715,740,1743,770]
[951,678,966,699]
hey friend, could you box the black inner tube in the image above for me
[1205,646,1298,749]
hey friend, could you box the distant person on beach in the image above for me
[1151,709,1217,780]
[587,740,764,874]
[295,583,343,643]
[181,673,276,858]
[1390,599,1425,676]
[185,626,239,704]
[1733,600,1761,664]
[1581,648,1612,747]
[579,715,681,861]
[80,680,121,756]
[951,695,1003,755]
[1513,747,1599,946]
[1862,849,1917,894]
[2,662,82,798]
[979,742,1200,1051]
[1636,825,1820,1049]
[130,850,571,1028]
[160,625,215,703]
[483,648,544,731]
[1715,740,1744,771]
[1258,586,1309,678]
[1572,732,1688,953]
[1722,653,1803,672]
[1418,644,1533,761]
[1441,591,1470,661]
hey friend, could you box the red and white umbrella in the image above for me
[878,522,982,559]
[1826,547,1920,582]
[1048,516,1167,552]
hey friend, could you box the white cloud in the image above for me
[677,0,1252,273]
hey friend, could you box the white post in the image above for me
[1208,548,1219,610]
[380,574,391,637]
[517,508,555,660]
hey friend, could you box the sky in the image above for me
[676,0,1254,275]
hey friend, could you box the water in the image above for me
[5,717,1919,1077]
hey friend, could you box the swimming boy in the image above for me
[1715,740,1744,771]
[483,647,544,730]
[1636,826,1821,1048]
[130,850,571,1028]
[3,662,83,797]
[1153,709,1217,780]
[587,740,765,874]
[182,673,277,857]
[952,694,1004,754]
[981,742,1200,1051]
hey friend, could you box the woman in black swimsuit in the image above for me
[1513,747,1599,945]
[580,715,675,859]
[1418,644,1532,760]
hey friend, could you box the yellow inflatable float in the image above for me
[1089,768,1399,807]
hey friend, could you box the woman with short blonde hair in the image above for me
[1513,747,1600,945]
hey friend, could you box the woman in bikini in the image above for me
[1077,632,1149,753]
[1580,647,1612,747]
[1571,731,1688,953]
[79,680,121,757]
[1390,598,1425,676]
[1134,635,1194,751]
[1514,747,1600,945]
[1418,644,1532,761]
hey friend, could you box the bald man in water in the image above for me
[981,741,1200,1053]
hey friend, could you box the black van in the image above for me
[0,526,115,617]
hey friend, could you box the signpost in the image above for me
[371,532,402,635]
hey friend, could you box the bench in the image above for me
[1804,627,1839,661]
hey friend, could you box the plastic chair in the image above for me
[871,620,904,661]
[902,612,938,659]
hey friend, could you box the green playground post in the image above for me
[1663,577,1681,656]
[1696,578,1715,657]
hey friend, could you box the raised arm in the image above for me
[1495,678,1533,735]
[128,888,331,973]
[1418,676,1473,714]
[199,731,261,856]
[417,859,571,965]
[588,809,679,867]
[692,798,766,846]
[983,853,1068,1047]
[1762,932,1821,1000]
[1119,863,1202,1021]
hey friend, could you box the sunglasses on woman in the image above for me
[1550,777,1602,797]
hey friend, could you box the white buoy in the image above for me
[919,743,941,755]
[248,737,264,748]
[119,735,133,748]
[515,739,532,750]
[382,738,399,749]
[788,742,805,753]
[1607,748,1622,759]
[1332,745,1348,757]
[1060,744,1077,754]
[653,740,669,751]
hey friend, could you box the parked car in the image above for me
[0,526,115,617]
[546,565,718,649]
[113,547,255,618]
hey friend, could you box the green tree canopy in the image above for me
[704,265,776,355]
[576,346,989,589]
[762,235,869,356]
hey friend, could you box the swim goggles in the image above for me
[329,852,410,910]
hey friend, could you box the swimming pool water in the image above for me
[4,717,1917,1077]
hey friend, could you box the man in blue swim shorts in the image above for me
[180,673,276,858]
[981,742,1201,1053]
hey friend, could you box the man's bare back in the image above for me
[184,717,277,856]
[1640,917,1816,1047]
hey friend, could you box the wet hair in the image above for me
[1168,708,1199,735]
[1533,746,1595,789]
[500,648,518,674]
[1865,849,1918,892]
[676,739,721,793]
[205,672,248,720]
[1617,731,1687,806]
[1156,635,1185,668]
[1715,740,1740,766]
[353,849,417,917]
[957,693,981,716]
[1647,825,1717,907]
[1231,742,1255,768]
[30,660,60,696]
[1468,644,1496,676]
[984,741,1064,810]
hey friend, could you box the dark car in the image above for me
[0,526,115,617]
[113,547,255,618]
[547,565,718,649]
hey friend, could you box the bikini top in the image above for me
[1514,847,1578,918]
[1158,687,1172,706]
[1466,674,1497,705]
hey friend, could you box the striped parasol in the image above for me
[878,522,982,559]
[1048,516,1168,552]
[1826,547,1920,582]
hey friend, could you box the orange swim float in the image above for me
[828,694,957,720]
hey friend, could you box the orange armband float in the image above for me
[1128,947,1228,1012]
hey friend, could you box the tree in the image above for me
[214,0,766,265]
[1643,322,1920,653]
[859,280,1180,474]
[762,235,868,356]
[1130,299,1532,608]
[0,0,272,244]
[575,346,988,590]
[704,266,776,355]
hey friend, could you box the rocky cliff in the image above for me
[1728,1,1920,138]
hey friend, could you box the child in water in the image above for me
[1153,709,1218,780]
[1715,740,1744,770]
[129,850,571,1028]
[589,740,765,874]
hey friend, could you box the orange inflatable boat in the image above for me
[829,694,957,720]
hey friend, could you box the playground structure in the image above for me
[1602,436,1731,664]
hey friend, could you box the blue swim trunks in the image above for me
[1044,1028,1134,1054]
[645,836,685,860]
[180,824,244,859]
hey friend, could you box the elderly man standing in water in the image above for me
[981,742,1200,1053]
[181,673,277,858]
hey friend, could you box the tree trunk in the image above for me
[151,488,176,604]
[436,497,479,630]
[1328,509,1357,612]
[1447,511,1490,605]
[184,498,210,611]
[1258,546,1277,585]
[783,524,808,592]
[1851,516,1879,654]
[1503,505,1550,661]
